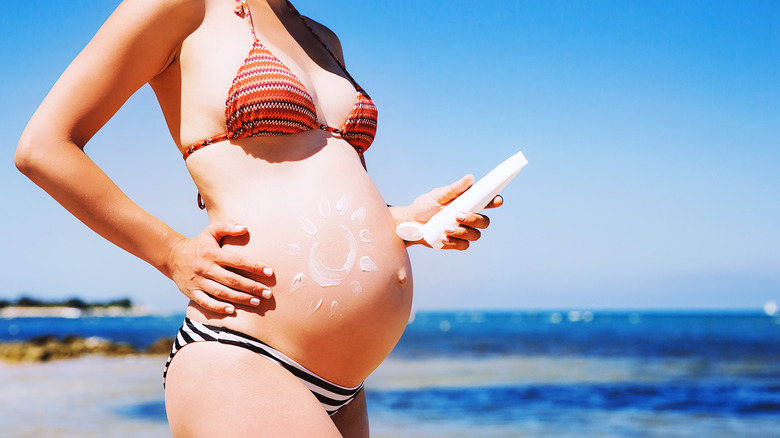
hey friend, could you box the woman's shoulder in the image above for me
[115,0,206,30]
[100,0,208,72]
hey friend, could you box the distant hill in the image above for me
[0,296,148,318]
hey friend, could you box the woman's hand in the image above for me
[393,175,503,250]
[166,221,274,314]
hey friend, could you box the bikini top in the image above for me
[182,0,377,160]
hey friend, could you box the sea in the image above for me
[1,310,779,437]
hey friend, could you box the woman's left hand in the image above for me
[391,175,503,250]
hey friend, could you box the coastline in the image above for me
[0,305,153,319]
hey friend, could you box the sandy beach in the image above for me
[0,355,170,437]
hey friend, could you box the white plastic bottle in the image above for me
[396,150,528,249]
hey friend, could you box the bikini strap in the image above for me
[234,0,259,41]
[285,0,362,91]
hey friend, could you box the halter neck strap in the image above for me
[284,0,363,91]
[233,1,363,90]
[234,0,259,40]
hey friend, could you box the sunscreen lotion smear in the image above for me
[396,150,528,250]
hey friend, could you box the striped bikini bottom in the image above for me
[163,318,363,415]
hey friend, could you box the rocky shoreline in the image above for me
[0,335,173,363]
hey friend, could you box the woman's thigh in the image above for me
[331,388,369,438]
[164,341,342,438]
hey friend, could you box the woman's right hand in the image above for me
[166,221,274,314]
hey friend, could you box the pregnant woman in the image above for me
[15,0,499,436]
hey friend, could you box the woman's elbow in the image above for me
[15,132,38,177]
[15,128,53,178]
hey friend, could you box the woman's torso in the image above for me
[150,0,413,386]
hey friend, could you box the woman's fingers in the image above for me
[188,288,238,315]
[187,272,270,314]
[440,235,471,251]
[168,221,277,310]
[209,255,273,300]
[430,174,475,205]
[456,211,490,230]
[485,195,503,209]
[439,208,497,249]
[205,220,274,282]
[444,225,482,242]
[213,248,274,279]
[210,247,274,299]
[204,277,266,307]
[188,247,274,309]
[206,221,250,242]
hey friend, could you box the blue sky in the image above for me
[1,0,778,311]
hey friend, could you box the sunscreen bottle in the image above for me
[396,150,528,249]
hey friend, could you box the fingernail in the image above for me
[456,213,467,221]
[262,267,273,276]
[250,298,261,306]
[225,305,235,313]
[262,290,271,299]
[444,225,456,234]
[441,235,450,244]
[232,224,247,232]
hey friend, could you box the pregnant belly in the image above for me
[185,145,413,386]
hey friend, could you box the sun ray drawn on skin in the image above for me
[299,217,317,235]
[319,196,331,218]
[336,194,349,216]
[290,273,305,293]
[291,194,379,309]
[359,230,375,243]
[351,207,366,226]
[287,244,301,257]
[359,256,379,272]
[307,297,323,316]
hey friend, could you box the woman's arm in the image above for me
[389,175,502,250]
[15,0,272,314]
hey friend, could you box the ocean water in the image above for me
[2,311,780,437]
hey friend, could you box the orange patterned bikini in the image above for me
[182,0,378,160]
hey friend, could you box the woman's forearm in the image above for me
[15,134,184,278]
[16,132,276,313]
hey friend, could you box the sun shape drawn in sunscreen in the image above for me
[290,194,378,316]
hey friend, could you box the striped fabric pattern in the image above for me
[163,318,364,415]
[181,0,377,160]
[339,90,378,154]
[224,42,319,139]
